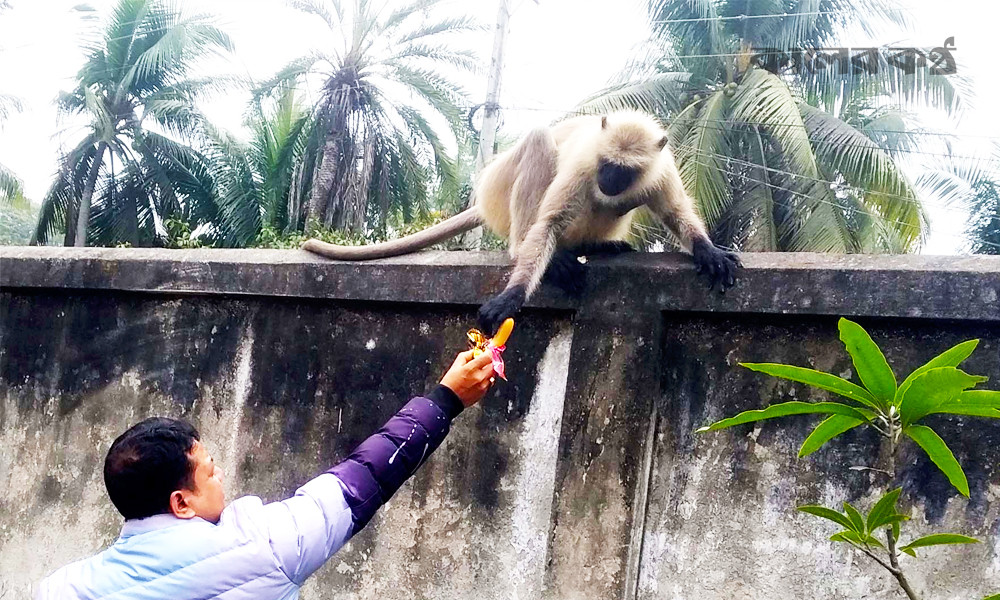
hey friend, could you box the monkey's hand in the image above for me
[478,286,526,336]
[691,237,742,293]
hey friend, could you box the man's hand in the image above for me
[440,350,495,408]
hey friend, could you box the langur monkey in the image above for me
[303,110,741,334]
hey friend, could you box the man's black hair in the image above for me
[103,417,200,520]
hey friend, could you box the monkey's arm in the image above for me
[478,175,584,334]
[648,169,741,292]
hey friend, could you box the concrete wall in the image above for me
[2,247,1000,599]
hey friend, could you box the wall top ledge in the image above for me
[3,247,999,321]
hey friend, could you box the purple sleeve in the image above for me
[328,385,464,535]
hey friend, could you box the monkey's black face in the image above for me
[597,161,640,196]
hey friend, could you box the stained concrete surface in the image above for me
[2,248,1000,599]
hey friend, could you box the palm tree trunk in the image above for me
[62,203,78,247]
[309,136,340,228]
[75,142,107,247]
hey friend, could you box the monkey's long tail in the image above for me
[301,207,484,260]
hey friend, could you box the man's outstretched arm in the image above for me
[262,351,495,584]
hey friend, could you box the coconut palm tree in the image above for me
[194,85,313,246]
[914,146,1000,256]
[0,93,24,206]
[257,0,479,234]
[32,0,232,247]
[582,0,965,253]
[968,179,1000,255]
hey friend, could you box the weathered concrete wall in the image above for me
[2,247,999,599]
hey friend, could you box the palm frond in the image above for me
[397,16,483,44]
[33,136,99,245]
[382,0,441,31]
[0,94,22,122]
[799,102,924,250]
[577,72,689,117]
[251,54,325,104]
[677,91,733,229]
[124,16,233,95]
[0,162,24,205]
[390,63,466,126]
[389,44,479,72]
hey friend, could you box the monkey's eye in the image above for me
[597,161,638,196]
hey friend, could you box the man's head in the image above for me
[104,417,225,523]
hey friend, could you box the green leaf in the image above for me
[798,505,855,531]
[866,488,903,531]
[830,530,884,548]
[894,340,980,406]
[898,533,980,556]
[898,367,987,426]
[798,415,866,457]
[932,390,1000,418]
[830,530,866,545]
[838,318,896,407]
[696,402,870,433]
[741,363,882,411]
[905,424,970,497]
[982,594,1000,600]
[843,502,867,534]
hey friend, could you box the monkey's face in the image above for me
[597,160,640,196]
[596,114,669,197]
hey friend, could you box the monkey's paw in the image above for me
[478,286,527,336]
[692,238,742,293]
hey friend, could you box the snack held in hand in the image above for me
[467,318,514,380]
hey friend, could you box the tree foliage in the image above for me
[257,0,480,236]
[32,0,233,247]
[581,0,968,253]
[698,319,996,598]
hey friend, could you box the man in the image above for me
[38,350,496,599]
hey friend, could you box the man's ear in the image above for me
[169,490,196,519]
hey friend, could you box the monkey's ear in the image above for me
[658,135,669,150]
[601,115,608,129]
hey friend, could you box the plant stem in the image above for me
[880,416,920,599]
[887,529,920,600]
[854,543,894,572]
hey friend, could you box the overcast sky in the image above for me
[0,0,997,253]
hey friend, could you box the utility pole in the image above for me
[461,0,512,249]
[476,0,512,171]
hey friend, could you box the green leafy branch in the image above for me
[801,488,977,597]
[697,318,996,497]
[696,318,997,599]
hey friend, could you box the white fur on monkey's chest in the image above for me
[560,205,634,245]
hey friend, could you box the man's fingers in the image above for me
[467,352,493,370]
[455,349,476,365]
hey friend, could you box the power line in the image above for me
[452,102,999,161]
[649,8,910,25]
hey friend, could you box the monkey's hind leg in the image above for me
[541,248,587,297]
[570,240,636,257]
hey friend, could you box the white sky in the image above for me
[0,0,997,253]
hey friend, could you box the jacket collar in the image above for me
[120,513,208,538]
